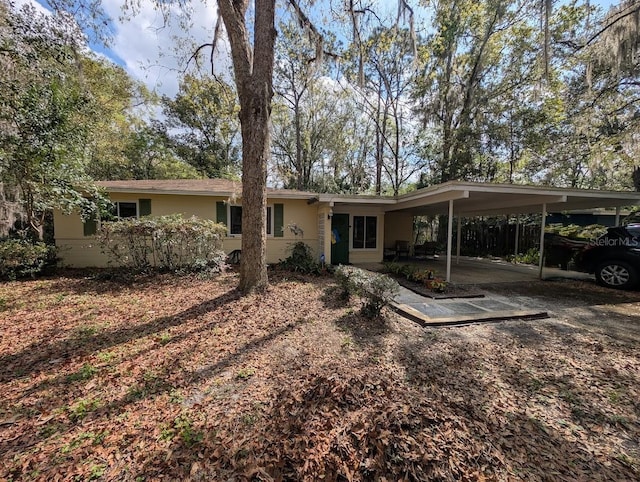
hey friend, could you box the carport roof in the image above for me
[322,181,640,215]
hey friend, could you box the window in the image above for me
[266,206,272,235]
[353,215,377,249]
[228,205,274,236]
[230,205,243,235]
[84,199,151,236]
[113,202,138,218]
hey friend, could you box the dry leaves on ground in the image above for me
[0,270,638,481]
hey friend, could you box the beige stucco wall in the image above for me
[383,211,414,249]
[331,205,386,264]
[54,193,320,267]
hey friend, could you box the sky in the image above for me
[98,0,226,98]
[21,0,622,99]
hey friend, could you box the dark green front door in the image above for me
[331,213,349,264]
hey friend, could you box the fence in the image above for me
[435,220,542,257]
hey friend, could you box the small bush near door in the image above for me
[334,265,399,318]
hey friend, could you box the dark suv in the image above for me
[574,224,640,289]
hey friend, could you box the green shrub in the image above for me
[278,241,321,275]
[97,215,227,273]
[545,223,607,240]
[335,265,364,299]
[382,262,404,275]
[383,263,435,284]
[334,265,399,318]
[507,247,540,265]
[0,238,56,280]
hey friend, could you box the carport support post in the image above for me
[446,199,454,282]
[514,215,520,256]
[615,206,621,226]
[456,216,462,264]
[539,203,547,280]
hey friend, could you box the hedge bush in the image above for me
[0,238,56,280]
[97,215,227,274]
[335,265,399,318]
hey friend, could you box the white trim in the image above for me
[104,187,315,200]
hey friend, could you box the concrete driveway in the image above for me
[362,255,594,285]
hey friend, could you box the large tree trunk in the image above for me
[238,86,270,292]
[218,0,276,292]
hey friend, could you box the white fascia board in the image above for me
[464,182,640,200]
[396,183,465,203]
[391,190,470,211]
[104,187,315,201]
[265,193,322,200]
[317,194,397,205]
[104,187,235,197]
[457,195,567,215]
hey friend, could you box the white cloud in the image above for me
[101,0,231,98]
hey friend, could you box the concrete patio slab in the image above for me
[391,284,549,327]
[355,257,576,325]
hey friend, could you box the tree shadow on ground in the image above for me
[0,313,306,462]
[393,330,638,480]
[333,310,391,351]
[0,288,243,384]
[481,278,640,308]
[320,284,350,310]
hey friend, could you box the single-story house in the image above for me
[54,179,640,280]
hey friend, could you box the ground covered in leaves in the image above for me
[1,270,639,481]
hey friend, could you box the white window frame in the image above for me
[351,214,378,250]
[113,201,138,219]
[227,204,274,237]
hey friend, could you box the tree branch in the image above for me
[574,1,640,51]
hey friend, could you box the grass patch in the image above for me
[67,363,98,382]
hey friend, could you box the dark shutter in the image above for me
[274,203,284,237]
[83,219,97,236]
[139,199,152,216]
[216,201,227,226]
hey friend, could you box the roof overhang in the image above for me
[99,180,640,215]
[100,185,317,201]
[385,181,640,216]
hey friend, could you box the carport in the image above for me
[387,182,640,282]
